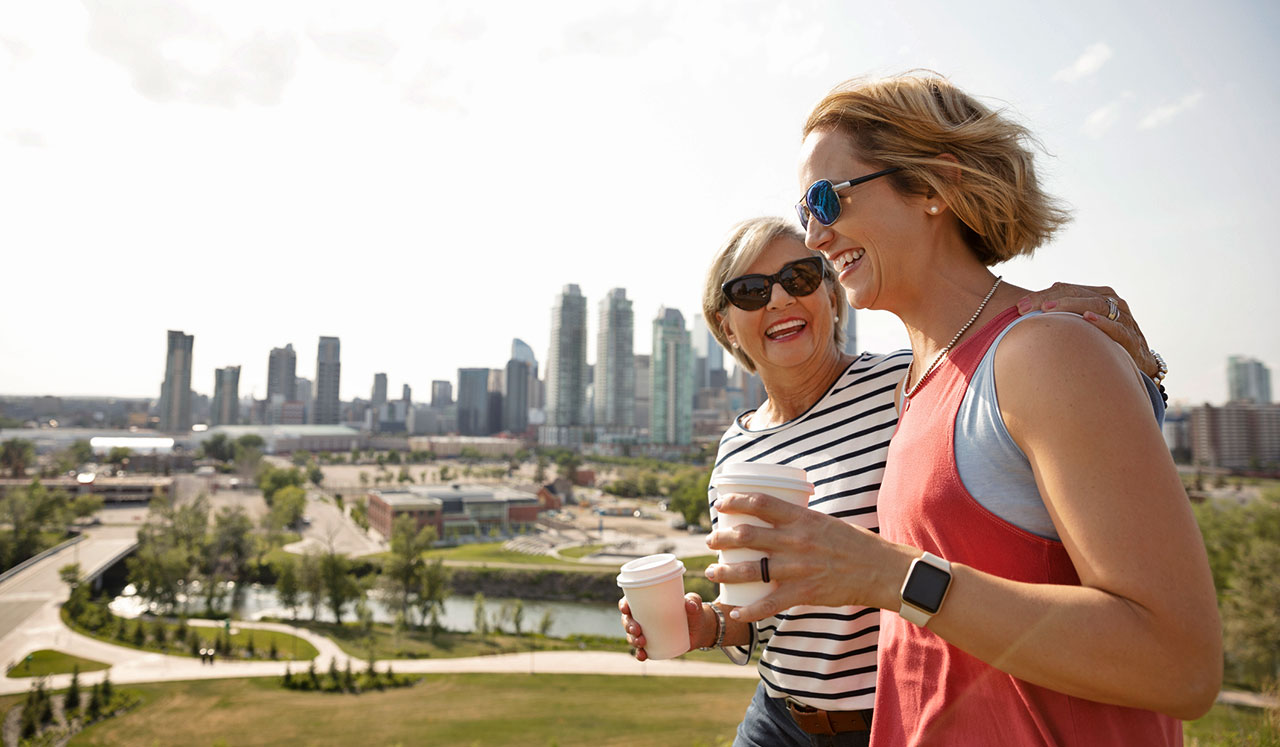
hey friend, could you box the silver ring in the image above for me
[1105,297,1119,321]
[760,557,771,584]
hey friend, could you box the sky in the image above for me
[2,0,1277,407]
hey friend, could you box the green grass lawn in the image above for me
[1183,702,1277,745]
[5,649,109,678]
[61,606,318,662]
[65,674,755,746]
[426,542,609,568]
[272,619,732,665]
[558,544,605,559]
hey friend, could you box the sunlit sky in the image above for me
[2,0,1277,407]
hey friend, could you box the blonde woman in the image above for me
[707,74,1220,745]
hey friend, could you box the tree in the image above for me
[382,515,435,627]
[667,469,712,529]
[321,551,359,624]
[65,664,81,713]
[291,450,311,467]
[208,506,254,582]
[265,485,307,532]
[359,471,370,488]
[68,439,95,467]
[201,433,234,462]
[419,557,450,636]
[1,438,35,478]
[308,464,324,487]
[299,551,324,621]
[276,555,300,619]
[106,446,132,469]
[534,454,549,484]
[257,465,305,505]
[473,592,487,637]
[1,480,75,570]
[397,466,413,484]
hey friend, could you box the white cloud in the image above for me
[1082,100,1122,138]
[1054,42,1112,82]
[1138,90,1204,129]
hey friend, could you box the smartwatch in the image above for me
[899,551,952,627]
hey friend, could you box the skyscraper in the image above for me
[594,288,635,429]
[295,377,312,424]
[634,354,651,431]
[314,336,342,425]
[512,338,541,409]
[546,284,588,427]
[372,373,388,408]
[211,366,240,427]
[1228,356,1272,404]
[844,309,858,356]
[505,359,531,434]
[158,329,194,433]
[457,368,490,436]
[651,308,692,445]
[431,380,453,407]
[267,344,297,402]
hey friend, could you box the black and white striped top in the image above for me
[709,350,909,711]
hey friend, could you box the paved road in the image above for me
[283,491,383,557]
[0,525,138,665]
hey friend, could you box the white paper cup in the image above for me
[710,463,814,607]
[617,553,690,660]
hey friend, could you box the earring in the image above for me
[928,205,939,214]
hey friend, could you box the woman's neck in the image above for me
[753,346,853,428]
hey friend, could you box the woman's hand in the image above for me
[618,592,709,661]
[1017,283,1158,379]
[705,492,912,623]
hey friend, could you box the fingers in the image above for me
[713,491,806,524]
[705,559,768,585]
[1083,312,1158,377]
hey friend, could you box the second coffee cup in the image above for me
[710,463,814,607]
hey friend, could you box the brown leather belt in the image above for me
[785,698,872,735]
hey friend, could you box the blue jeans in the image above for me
[734,682,871,747]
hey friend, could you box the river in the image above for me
[112,583,625,639]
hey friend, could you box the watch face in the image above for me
[902,560,950,614]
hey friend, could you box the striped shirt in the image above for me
[709,350,909,711]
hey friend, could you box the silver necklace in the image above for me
[902,276,1003,400]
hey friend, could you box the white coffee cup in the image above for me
[710,463,814,607]
[617,553,690,660]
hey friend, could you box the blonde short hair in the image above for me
[803,72,1071,265]
[701,216,846,374]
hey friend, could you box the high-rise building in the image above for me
[457,368,490,436]
[504,359,531,434]
[402,384,412,403]
[211,366,240,427]
[594,288,635,429]
[314,336,342,425]
[1190,402,1280,470]
[651,308,692,445]
[844,310,858,356]
[487,369,505,435]
[267,344,297,403]
[634,354,651,431]
[1228,356,1272,404]
[512,338,541,409]
[431,380,453,407]
[372,373,388,408]
[295,377,312,424]
[691,314,725,388]
[546,284,588,427]
[158,329,194,433]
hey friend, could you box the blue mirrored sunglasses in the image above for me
[795,167,901,228]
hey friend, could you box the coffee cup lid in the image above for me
[617,553,686,588]
[717,463,807,482]
[710,470,814,495]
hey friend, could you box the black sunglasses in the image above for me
[721,256,827,311]
[795,167,900,228]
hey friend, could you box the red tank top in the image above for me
[870,306,1182,746]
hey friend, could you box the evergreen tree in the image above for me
[101,672,114,705]
[87,682,102,721]
[282,664,293,688]
[65,664,81,713]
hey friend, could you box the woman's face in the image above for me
[797,129,931,311]
[719,236,840,378]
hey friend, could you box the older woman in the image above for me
[619,215,1161,746]
[706,74,1221,745]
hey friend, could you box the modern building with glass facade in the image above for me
[651,307,692,445]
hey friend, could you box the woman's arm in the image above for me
[709,315,1221,719]
[618,593,752,661]
[1016,282,1160,379]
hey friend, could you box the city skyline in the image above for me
[3,1,1277,406]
